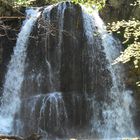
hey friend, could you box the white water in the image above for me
[82,6,136,138]
[42,3,66,91]
[93,11,135,138]
[22,92,68,135]
[37,92,68,131]
[57,3,66,88]
[43,5,55,91]
[58,2,66,48]
[0,8,41,134]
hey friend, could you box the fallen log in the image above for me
[0,16,25,19]
[0,133,42,140]
[0,135,23,140]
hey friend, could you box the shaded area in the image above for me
[16,2,112,138]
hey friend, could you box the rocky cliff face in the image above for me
[0,19,21,92]
[0,1,24,91]
[100,0,140,22]
[17,3,97,137]
[100,0,140,92]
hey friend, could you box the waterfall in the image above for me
[0,2,136,139]
[13,4,68,137]
[0,8,41,134]
[19,92,68,136]
[43,5,54,91]
[82,6,135,138]
[94,11,135,138]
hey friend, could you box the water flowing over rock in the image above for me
[82,6,135,138]
[0,2,136,139]
[0,8,41,134]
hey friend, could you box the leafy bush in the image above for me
[107,0,140,86]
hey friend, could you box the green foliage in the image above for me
[130,0,140,6]
[71,0,105,9]
[1,0,64,7]
[14,0,33,7]
[0,0,32,8]
[107,0,140,86]
[108,19,140,67]
[1,0,105,8]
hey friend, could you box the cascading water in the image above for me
[94,11,135,138]
[19,92,68,137]
[82,6,135,138]
[43,5,54,91]
[0,2,136,139]
[0,8,41,134]
[14,3,68,137]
